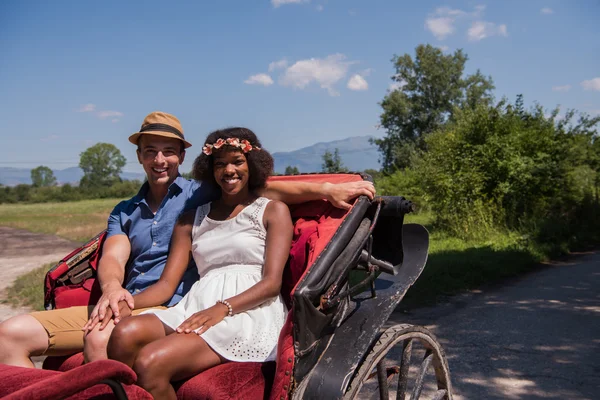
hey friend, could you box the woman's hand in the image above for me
[176,303,229,335]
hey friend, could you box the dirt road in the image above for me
[0,226,80,321]
[390,251,600,399]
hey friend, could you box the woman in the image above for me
[106,127,292,399]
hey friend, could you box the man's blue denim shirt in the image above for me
[106,176,218,306]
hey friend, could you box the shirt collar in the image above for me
[132,175,185,205]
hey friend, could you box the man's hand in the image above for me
[176,304,228,335]
[83,300,132,333]
[82,287,134,332]
[324,181,376,210]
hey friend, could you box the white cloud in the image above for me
[279,53,355,96]
[426,5,506,42]
[581,77,600,91]
[425,17,456,40]
[271,0,309,8]
[268,59,288,72]
[316,5,323,11]
[541,8,554,14]
[77,103,96,113]
[437,45,449,52]
[424,6,473,40]
[97,110,124,119]
[468,21,508,41]
[244,73,274,86]
[552,85,572,92]
[347,74,368,91]
[78,104,123,121]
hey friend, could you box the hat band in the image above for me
[139,123,184,140]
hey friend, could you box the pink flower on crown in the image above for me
[202,144,213,155]
[213,138,226,149]
[240,139,253,153]
[226,138,241,147]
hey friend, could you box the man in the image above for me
[0,111,375,368]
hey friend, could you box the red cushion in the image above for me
[0,360,151,400]
[176,362,275,400]
[43,352,85,371]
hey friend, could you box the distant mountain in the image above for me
[272,136,380,173]
[0,136,381,185]
[0,167,145,186]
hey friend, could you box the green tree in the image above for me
[321,148,348,173]
[79,143,126,188]
[30,166,57,187]
[375,44,494,171]
[284,165,300,175]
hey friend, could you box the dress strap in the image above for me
[248,197,270,240]
[192,203,210,239]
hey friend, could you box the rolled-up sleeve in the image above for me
[106,201,127,239]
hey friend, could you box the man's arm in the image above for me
[82,234,132,332]
[259,180,376,210]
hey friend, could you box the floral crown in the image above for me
[202,138,261,156]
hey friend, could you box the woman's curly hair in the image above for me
[192,127,274,191]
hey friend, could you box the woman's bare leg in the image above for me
[134,333,225,400]
[107,314,172,367]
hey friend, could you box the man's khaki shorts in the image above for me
[30,305,166,356]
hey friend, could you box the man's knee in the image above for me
[83,323,114,362]
[0,314,48,356]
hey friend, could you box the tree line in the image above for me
[0,143,139,204]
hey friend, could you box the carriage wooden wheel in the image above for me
[344,324,453,400]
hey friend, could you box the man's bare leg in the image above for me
[0,315,49,367]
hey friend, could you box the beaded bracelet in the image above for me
[217,299,233,317]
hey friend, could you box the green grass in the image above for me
[401,211,544,307]
[2,263,53,311]
[0,198,123,242]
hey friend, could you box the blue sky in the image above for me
[1,0,598,173]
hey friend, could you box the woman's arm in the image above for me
[132,210,196,309]
[177,200,293,334]
[259,180,376,210]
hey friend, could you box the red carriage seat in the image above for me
[42,173,366,400]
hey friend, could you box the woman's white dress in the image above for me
[142,197,288,362]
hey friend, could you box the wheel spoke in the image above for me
[396,339,413,400]
[409,349,433,400]
[377,360,389,399]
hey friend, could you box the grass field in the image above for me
[2,197,551,311]
[0,198,124,242]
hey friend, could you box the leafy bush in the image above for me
[411,97,599,245]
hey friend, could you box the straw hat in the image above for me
[128,111,192,148]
